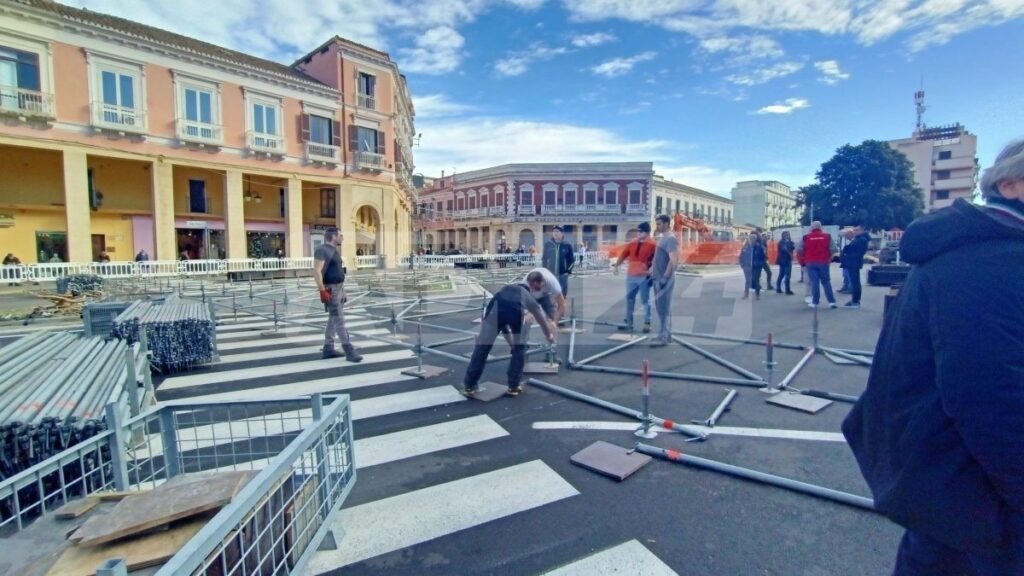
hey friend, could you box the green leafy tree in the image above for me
[797,140,924,230]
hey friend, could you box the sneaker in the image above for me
[829,302,838,309]
[843,302,861,309]
[807,302,817,309]
[343,344,363,363]
[648,337,668,347]
[506,385,523,397]
[785,291,795,295]
[462,387,479,398]
[804,296,813,304]
[642,322,651,333]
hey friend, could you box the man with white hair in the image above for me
[796,221,838,309]
[844,138,1024,575]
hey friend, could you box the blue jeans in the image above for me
[653,276,675,339]
[806,264,835,305]
[625,275,652,328]
[776,263,792,293]
[841,268,851,291]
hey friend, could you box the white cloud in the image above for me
[399,26,466,74]
[755,97,810,115]
[494,43,570,76]
[814,60,851,84]
[590,51,658,77]
[413,94,476,118]
[698,34,785,62]
[562,0,1024,52]
[725,61,804,85]
[570,32,618,47]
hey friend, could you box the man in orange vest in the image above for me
[613,222,657,333]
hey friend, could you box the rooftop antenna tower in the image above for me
[914,89,927,134]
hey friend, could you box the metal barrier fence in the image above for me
[0,395,355,576]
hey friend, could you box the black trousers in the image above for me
[776,263,792,292]
[849,267,863,304]
[464,291,526,389]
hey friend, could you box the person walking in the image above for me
[797,221,838,309]
[649,215,679,346]
[759,232,773,290]
[843,138,1024,575]
[313,227,362,362]
[775,231,795,294]
[840,225,870,309]
[613,222,657,333]
[837,228,855,293]
[739,234,766,300]
[542,226,575,296]
[463,272,557,398]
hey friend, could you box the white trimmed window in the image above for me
[543,183,558,205]
[245,90,284,152]
[174,73,221,143]
[357,71,376,109]
[563,183,577,206]
[583,183,598,205]
[519,183,534,205]
[0,34,53,117]
[88,53,145,130]
[627,182,643,205]
[603,183,619,205]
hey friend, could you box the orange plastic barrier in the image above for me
[604,240,777,266]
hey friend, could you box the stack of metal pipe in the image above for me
[56,274,103,295]
[112,301,215,372]
[0,332,144,482]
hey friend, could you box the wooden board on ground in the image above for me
[606,333,636,342]
[55,498,100,519]
[559,327,585,334]
[73,470,256,547]
[401,364,448,379]
[570,441,652,481]
[472,382,508,402]
[766,392,833,414]
[823,351,865,365]
[523,362,559,375]
[46,515,211,576]
[0,502,118,576]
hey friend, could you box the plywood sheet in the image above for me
[73,471,255,547]
[570,441,652,481]
[767,393,833,414]
[55,498,99,519]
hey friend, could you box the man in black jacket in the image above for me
[839,225,870,308]
[842,138,1024,575]
[542,226,575,296]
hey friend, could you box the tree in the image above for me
[797,140,924,230]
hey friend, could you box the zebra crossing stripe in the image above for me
[306,460,579,573]
[354,415,508,468]
[217,328,390,352]
[158,349,415,392]
[541,540,678,576]
[174,367,417,404]
[215,317,374,334]
[214,339,390,366]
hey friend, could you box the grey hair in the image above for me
[811,221,823,230]
[980,138,1024,199]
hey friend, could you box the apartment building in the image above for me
[0,0,416,264]
[730,180,798,231]
[415,163,655,253]
[888,124,978,212]
[651,175,735,240]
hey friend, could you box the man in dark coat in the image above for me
[839,225,870,308]
[842,138,1024,575]
[541,226,575,296]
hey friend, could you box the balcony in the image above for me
[517,205,536,216]
[358,93,375,109]
[933,176,976,191]
[577,204,621,214]
[933,157,975,171]
[540,204,565,215]
[177,119,222,146]
[354,150,386,171]
[306,141,340,164]
[91,102,146,135]
[487,206,506,216]
[0,86,55,119]
[246,131,285,155]
[626,203,646,215]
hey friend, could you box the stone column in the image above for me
[224,170,246,259]
[150,159,176,260]
[62,150,92,263]
[285,178,303,258]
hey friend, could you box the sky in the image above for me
[66,0,1024,198]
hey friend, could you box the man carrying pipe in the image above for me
[313,228,362,362]
[463,271,557,398]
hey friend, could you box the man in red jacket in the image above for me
[797,221,838,309]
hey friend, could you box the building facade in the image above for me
[651,175,735,240]
[887,124,978,212]
[415,163,655,253]
[0,0,416,265]
[730,180,798,231]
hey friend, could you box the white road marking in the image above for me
[179,367,417,404]
[542,540,678,576]
[217,328,390,352]
[354,415,508,468]
[215,317,373,333]
[531,421,846,442]
[215,340,390,365]
[158,349,415,392]
[306,460,579,573]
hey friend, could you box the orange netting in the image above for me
[605,239,778,266]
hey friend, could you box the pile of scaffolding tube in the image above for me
[112,301,215,372]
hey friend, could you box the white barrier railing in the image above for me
[356,255,379,268]
[407,252,609,270]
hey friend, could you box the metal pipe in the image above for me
[694,389,738,427]
[800,389,859,404]
[635,360,656,439]
[526,378,707,440]
[671,330,806,351]
[818,347,872,367]
[573,363,766,388]
[573,336,647,367]
[671,336,763,381]
[778,347,816,390]
[633,443,875,511]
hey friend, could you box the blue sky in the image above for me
[67,0,1024,197]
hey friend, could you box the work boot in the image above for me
[343,344,363,363]
[642,321,651,333]
[322,347,343,359]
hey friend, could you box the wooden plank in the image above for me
[55,498,100,520]
[0,502,118,576]
[46,516,210,576]
[73,471,256,547]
